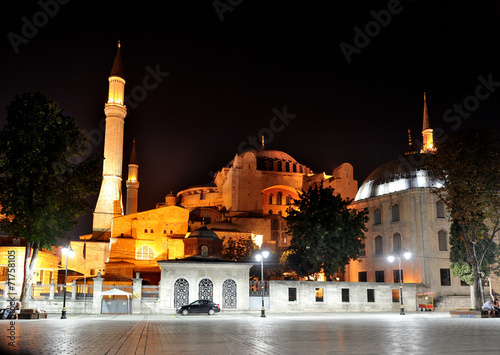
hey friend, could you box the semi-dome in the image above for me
[354,153,443,201]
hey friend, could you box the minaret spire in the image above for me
[421,92,435,153]
[93,43,127,240]
[126,139,139,215]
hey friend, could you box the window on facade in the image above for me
[285,195,291,205]
[289,287,297,301]
[373,208,381,225]
[392,233,401,252]
[136,245,154,260]
[315,288,324,302]
[268,210,273,215]
[436,201,445,218]
[438,230,448,251]
[391,205,400,222]
[271,231,279,241]
[268,194,273,205]
[358,271,367,282]
[276,192,282,205]
[392,289,400,302]
[367,289,375,302]
[393,269,403,283]
[150,229,154,233]
[341,288,350,302]
[375,270,385,282]
[440,268,451,286]
[144,229,148,233]
[285,162,290,172]
[359,243,366,257]
[292,164,297,173]
[461,279,468,286]
[200,245,209,257]
[374,236,383,255]
[277,161,282,172]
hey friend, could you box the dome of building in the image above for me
[187,225,221,240]
[354,153,443,201]
[255,149,298,163]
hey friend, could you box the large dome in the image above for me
[255,149,298,163]
[354,153,443,200]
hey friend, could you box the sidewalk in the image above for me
[1,311,496,354]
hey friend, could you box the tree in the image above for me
[427,128,500,310]
[0,92,103,304]
[283,183,368,279]
[222,236,256,261]
[449,220,499,286]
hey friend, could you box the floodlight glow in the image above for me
[403,251,411,260]
[387,255,395,263]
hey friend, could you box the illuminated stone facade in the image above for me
[347,95,467,297]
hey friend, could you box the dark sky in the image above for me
[2,1,500,239]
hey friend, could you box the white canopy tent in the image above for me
[100,288,132,314]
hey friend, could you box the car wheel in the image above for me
[182,309,189,316]
[208,309,215,315]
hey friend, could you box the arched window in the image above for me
[374,235,383,255]
[268,194,273,205]
[285,195,291,205]
[174,278,189,308]
[277,161,282,171]
[436,201,445,219]
[268,209,273,215]
[276,192,282,205]
[391,205,400,222]
[222,279,237,309]
[373,208,381,225]
[438,230,448,251]
[392,233,402,251]
[200,245,209,257]
[136,245,154,260]
[199,279,213,301]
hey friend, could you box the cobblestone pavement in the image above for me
[1,312,500,354]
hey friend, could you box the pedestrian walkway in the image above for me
[1,312,499,354]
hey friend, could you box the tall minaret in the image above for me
[93,42,126,240]
[421,92,435,153]
[126,139,139,215]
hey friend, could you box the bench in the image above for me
[18,309,47,319]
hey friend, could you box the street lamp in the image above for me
[61,247,75,319]
[255,250,269,317]
[388,246,411,315]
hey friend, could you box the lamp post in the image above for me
[388,246,411,315]
[61,247,75,319]
[255,250,269,317]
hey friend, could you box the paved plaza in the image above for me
[1,311,500,354]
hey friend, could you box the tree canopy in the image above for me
[0,92,102,302]
[283,183,368,279]
[427,128,500,309]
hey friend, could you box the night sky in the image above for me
[2,1,500,239]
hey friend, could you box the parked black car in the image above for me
[177,300,221,315]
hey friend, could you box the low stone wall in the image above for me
[269,281,419,313]
[434,295,471,311]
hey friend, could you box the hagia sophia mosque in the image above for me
[0,44,471,299]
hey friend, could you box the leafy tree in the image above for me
[283,183,368,279]
[0,92,102,304]
[427,128,500,309]
[449,220,499,286]
[222,236,256,261]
